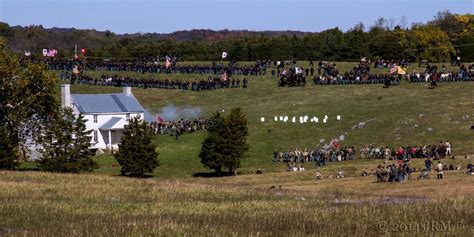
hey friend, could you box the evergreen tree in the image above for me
[114,117,159,177]
[199,108,249,175]
[199,112,226,174]
[223,108,249,174]
[0,126,18,170]
[39,108,98,173]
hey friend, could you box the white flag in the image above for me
[295,67,302,75]
[222,52,227,59]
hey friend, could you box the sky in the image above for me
[0,0,472,34]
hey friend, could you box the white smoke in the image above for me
[158,104,202,121]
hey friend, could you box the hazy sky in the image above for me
[0,0,472,34]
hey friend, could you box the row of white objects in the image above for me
[260,115,341,123]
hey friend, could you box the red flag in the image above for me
[390,64,398,74]
[156,115,165,124]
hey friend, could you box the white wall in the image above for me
[79,112,144,149]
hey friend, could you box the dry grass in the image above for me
[1,167,473,236]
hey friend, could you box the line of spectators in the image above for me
[273,146,356,167]
[312,73,400,85]
[373,158,469,182]
[360,141,453,160]
[373,59,410,69]
[275,61,401,86]
[407,64,473,83]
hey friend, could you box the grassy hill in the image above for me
[1,168,472,236]
[54,61,474,178]
[5,61,474,236]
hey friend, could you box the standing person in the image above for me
[436,161,444,179]
[425,158,433,171]
[445,140,452,157]
[404,163,411,181]
[398,164,406,183]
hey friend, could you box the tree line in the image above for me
[1,11,473,62]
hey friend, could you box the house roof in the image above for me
[100,117,127,130]
[71,93,144,114]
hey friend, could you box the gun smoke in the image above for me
[158,104,202,121]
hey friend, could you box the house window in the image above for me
[93,115,98,123]
[126,113,130,120]
[93,130,98,143]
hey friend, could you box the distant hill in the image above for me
[10,25,312,42]
[1,24,318,60]
[1,11,472,62]
[128,29,312,41]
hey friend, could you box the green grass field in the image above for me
[63,61,474,178]
[4,61,473,236]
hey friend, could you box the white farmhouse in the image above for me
[61,84,145,150]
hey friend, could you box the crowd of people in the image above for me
[68,74,249,91]
[273,143,356,167]
[373,59,410,68]
[269,140,474,182]
[274,60,402,87]
[44,58,268,76]
[311,158,471,182]
[373,163,414,182]
[273,60,473,88]
[407,64,473,83]
[149,118,209,138]
[359,141,453,160]
[372,158,471,183]
[312,73,400,86]
[277,68,307,87]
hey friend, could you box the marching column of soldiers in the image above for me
[65,74,249,91]
[36,58,267,76]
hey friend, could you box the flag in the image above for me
[43,49,57,57]
[295,67,302,75]
[221,51,227,59]
[24,50,31,56]
[156,115,165,124]
[165,56,171,69]
[47,49,57,57]
[397,66,406,75]
[390,64,398,74]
